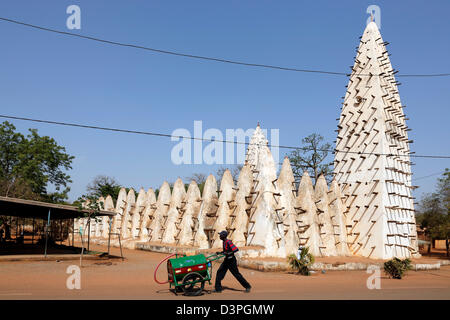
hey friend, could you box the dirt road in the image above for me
[0,244,449,300]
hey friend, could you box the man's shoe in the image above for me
[212,289,223,293]
[245,287,251,293]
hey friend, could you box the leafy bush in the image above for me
[287,247,315,276]
[383,258,412,279]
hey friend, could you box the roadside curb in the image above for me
[115,240,450,272]
[238,259,449,272]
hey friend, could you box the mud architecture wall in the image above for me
[334,22,419,259]
[75,125,357,258]
[75,22,418,259]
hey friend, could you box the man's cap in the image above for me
[219,230,228,237]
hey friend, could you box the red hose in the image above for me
[154,253,177,285]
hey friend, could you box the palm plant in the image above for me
[287,246,315,276]
[383,258,412,279]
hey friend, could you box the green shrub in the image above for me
[383,258,412,279]
[287,247,315,276]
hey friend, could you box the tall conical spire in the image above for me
[245,123,269,170]
[333,22,418,259]
[245,124,285,257]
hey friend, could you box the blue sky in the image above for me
[0,0,449,201]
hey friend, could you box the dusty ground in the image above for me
[0,243,449,300]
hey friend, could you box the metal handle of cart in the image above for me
[206,252,225,263]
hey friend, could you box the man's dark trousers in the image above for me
[215,255,251,291]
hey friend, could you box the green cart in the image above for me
[167,253,224,296]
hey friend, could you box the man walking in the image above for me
[214,230,251,293]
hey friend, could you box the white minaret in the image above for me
[245,124,286,257]
[334,21,419,259]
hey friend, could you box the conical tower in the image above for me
[148,181,171,242]
[296,172,322,257]
[161,178,186,244]
[112,188,127,235]
[328,180,351,256]
[177,181,202,246]
[229,162,253,247]
[245,124,285,257]
[121,189,136,239]
[131,188,147,239]
[314,175,338,256]
[334,21,418,259]
[277,157,300,255]
[211,170,236,248]
[101,195,115,239]
[93,197,105,237]
[193,174,219,249]
[138,188,157,241]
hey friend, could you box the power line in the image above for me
[1,114,450,159]
[1,17,449,78]
[412,171,447,181]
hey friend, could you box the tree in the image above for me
[86,175,121,200]
[287,133,333,186]
[287,247,315,276]
[185,173,207,185]
[76,194,104,264]
[216,165,242,185]
[0,121,74,203]
[384,258,412,279]
[185,173,207,195]
[437,169,450,215]
[416,169,450,257]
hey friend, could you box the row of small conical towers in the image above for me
[76,125,350,258]
[75,21,419,259]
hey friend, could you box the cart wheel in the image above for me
[181,272,204,296]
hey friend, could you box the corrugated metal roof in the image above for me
[0,196,115,220]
